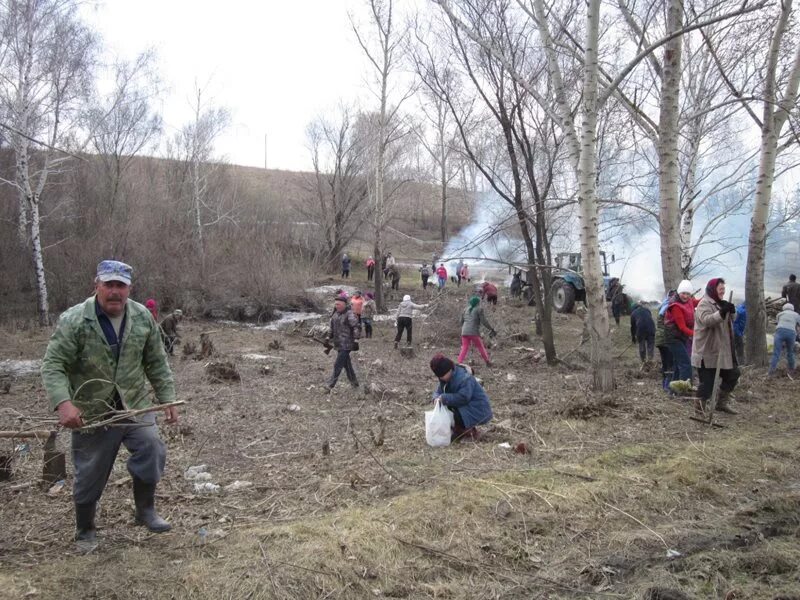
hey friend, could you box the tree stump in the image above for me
[199,333,215,358]
[205,361,240,383]
[399,346,415,359]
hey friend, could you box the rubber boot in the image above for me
[716,390,738,415]
[74,502,98,552]
[133,478,171,533]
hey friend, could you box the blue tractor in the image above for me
[548,251,623,313]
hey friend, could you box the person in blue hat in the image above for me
[41,260,178,550]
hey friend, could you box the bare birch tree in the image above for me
[351,0,410,313]
[169,86,231,281]
[0,0,96,325]
[742,0,800,366]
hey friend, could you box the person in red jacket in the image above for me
[481,281,498,307]
[664,279,700,386]
[436,264,448,290]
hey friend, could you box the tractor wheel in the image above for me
[551,279,576,313]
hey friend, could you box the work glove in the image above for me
[718,301,735,318]
[352,341,360,352]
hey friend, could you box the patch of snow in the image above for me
[216,310,323,331]
[305,284,358,297]
[0,359,41,377]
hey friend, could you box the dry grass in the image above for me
[1,277,800,599]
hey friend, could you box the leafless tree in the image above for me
[168,85,232,280]
[351,0,412,312]
[0,0,96,325]
[303,104,369,267]
[88,50,162,257]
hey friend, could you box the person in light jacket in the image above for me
[394,294,427,348]
[691,277,738,416]
[430,354,492,442]
[769,302,800,376]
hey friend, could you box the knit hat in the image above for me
[677,280,693,295]
[403,295,411,302]
[468,295,480,312]
[145,299,156,309]
[705,277,725,303]
[784,302,795,312]
[365,292,374,299]
[430,353,455,378]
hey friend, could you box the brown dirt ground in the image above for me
[1,274,799,600]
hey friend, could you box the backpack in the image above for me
[421,266,430,276]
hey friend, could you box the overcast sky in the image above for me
[85,0,378,172]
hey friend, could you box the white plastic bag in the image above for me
[425,399,454,447]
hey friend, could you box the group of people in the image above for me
[636,274,800,417]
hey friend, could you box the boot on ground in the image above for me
[133,478,171,533]
[716,391,738,415]
[74,501,98,552]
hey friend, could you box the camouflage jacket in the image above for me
[329,309,361,351]
[41,296,175,422]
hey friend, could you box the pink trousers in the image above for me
[458,335,490,364]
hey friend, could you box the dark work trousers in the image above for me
[395,316,412,343]
[638,333,655,361]
[342,268,350,278]
[391,278,400,291]
[367,265,374,281]
[421,275,429,289]
[668,341,692,383]
[328,349,358,388]
[71,413,166,505]
[657,345,673,379]
[696,363,740,401]
[362,318,373,338]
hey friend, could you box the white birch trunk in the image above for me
[577,0,613,391]
[28,196,49,325]
[745,0,800,367]
[658,0,684,292]
[535,0,613,390]
[680,119,701,277]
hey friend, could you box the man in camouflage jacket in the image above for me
[41,260,178,550]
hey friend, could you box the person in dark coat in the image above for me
[324,296,361,392]
[341,253,351,279]
[782,274,800,314]
[630,303,656,363]
[430,354,493,442]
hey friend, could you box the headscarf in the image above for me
[705,277,725,303]
[365,292,374,300]
[430,353,455,378]
[468,296,480,313]
[403,295,411,302]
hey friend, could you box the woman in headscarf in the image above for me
[430,353,493,442]
[457,296,496,367]
[691,277,738,416]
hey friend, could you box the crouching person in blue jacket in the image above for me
[430,353,493,442]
